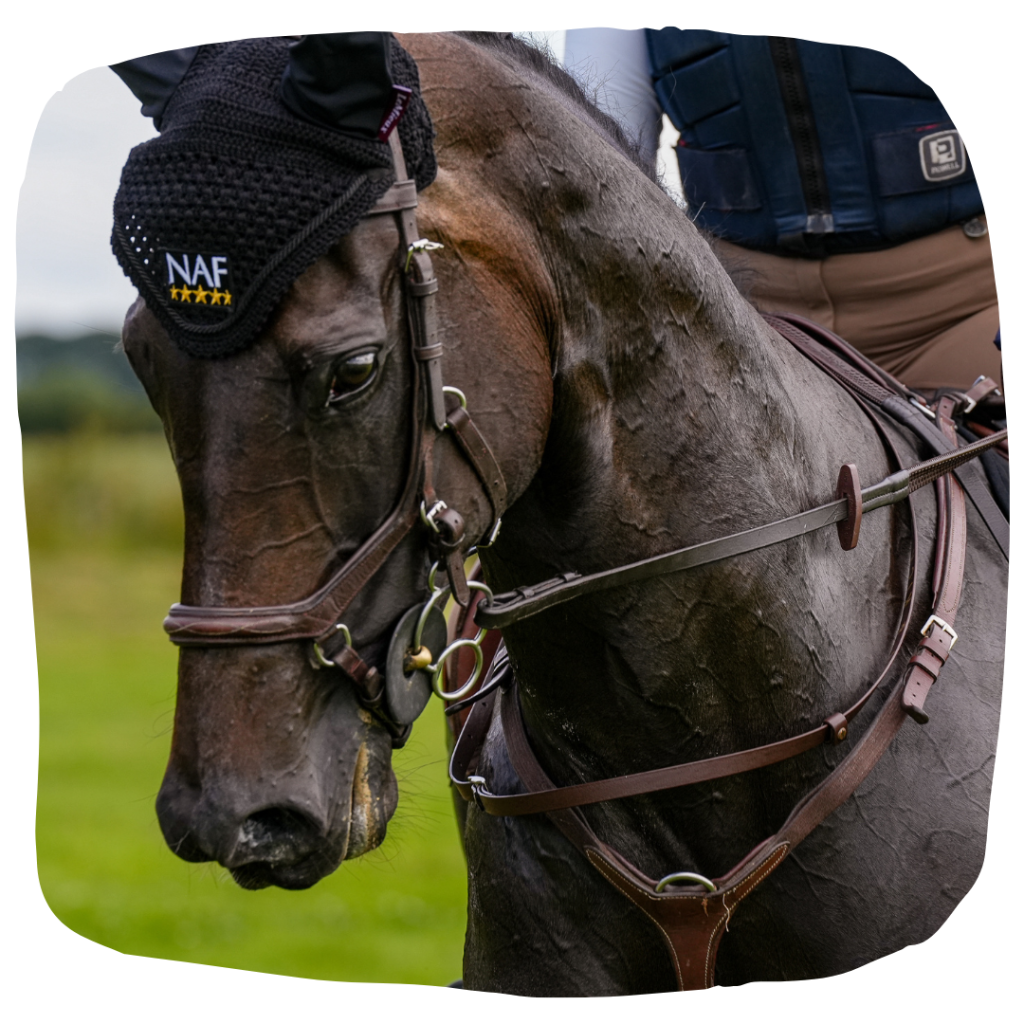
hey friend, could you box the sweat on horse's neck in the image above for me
[412,35,904,870]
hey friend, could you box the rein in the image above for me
[161,133,508,743]
[474,427,1004,632]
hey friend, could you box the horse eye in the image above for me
[326,352,377,405]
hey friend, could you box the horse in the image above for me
[117,32,1007,994]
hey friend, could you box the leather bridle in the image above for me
[162,133,508,744]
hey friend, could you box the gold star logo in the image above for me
[179,285,193,303]
[193,284,211,305]
[170,286,182,301]
[221,290,232,306]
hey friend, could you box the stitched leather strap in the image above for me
[901,397,968,723]
[764,314,1009,558]
[451,354,975,989]
[445,403,509,524]
[164,134,507,648]
[474,429,1003,631]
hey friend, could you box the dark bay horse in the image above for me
[119,33,1007,993]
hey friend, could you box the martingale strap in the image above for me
[473,313,1007,634]
[474,428,1004,632]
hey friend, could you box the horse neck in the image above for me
[447,42,903,817]
[456,46,819,591]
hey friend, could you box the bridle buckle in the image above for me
[419,499,449,533]
[467,775,488,809]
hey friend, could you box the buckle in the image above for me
[908,397,937,420]
[419,499,448,533]
[310,622,353,669]
[920,614,958,649]
[467,775,488,809]
[405,238,444,273]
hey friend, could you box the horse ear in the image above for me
[280,33,395,140]
[110,48,199,130]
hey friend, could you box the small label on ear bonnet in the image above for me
[163,251,233,307]
[377,85,413,142]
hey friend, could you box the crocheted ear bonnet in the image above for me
[111,36,436,358]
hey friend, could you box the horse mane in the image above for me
[454,32,659,182]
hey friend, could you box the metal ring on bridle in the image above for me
[428,580,495,701]
[431,638,486,701]
[426,559,443,593]
[655,871,717,893]
[311,622,353,669]
[413,584,452,650]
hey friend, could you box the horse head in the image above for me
[116,34,553,889]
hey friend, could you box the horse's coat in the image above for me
[120,33,1007,992]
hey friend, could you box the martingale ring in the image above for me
[430,639,485,701]
[429,579,494,701]
[655,871,717,893]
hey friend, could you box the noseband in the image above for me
[162,133,509,744]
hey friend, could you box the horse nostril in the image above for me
[231,806,325,866]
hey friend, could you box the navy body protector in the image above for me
[646,31,985,256]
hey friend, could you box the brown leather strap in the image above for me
[445,403,509,523]
[451,396,973,989]
[163,134,507,648]
[495,683,791,990]
[902,398,968,723]
[964,375,1002,406]
[474,429,1003,631]
[164,502,422,643]
[766,315,1008,558]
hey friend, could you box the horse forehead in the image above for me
[270,225,401,356]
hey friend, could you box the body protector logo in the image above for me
[919,130,967,183]
[165,252,232,307]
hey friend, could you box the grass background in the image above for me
[27,429,469,986]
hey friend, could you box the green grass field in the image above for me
[28,431,468,985]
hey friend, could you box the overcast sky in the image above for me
[16,66,158,337]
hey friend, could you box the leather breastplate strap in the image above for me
[453,451,966,987]
[451,316,990,988]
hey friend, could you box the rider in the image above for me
[563,28,1002,395]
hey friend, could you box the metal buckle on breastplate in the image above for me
[920,614,958,649]
[467,775,488,809]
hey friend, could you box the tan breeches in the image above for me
[716,222,1001,392]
